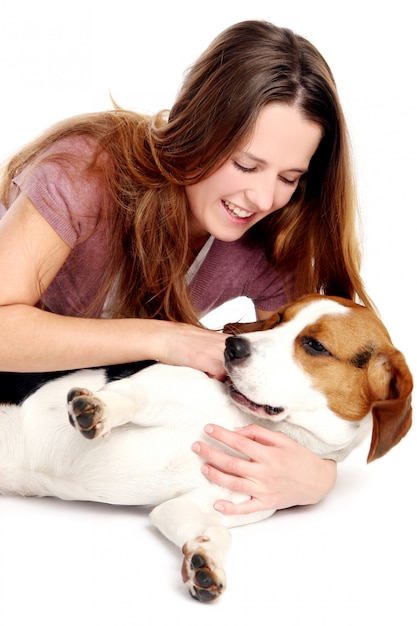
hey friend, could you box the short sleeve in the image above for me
[13,135,111,248]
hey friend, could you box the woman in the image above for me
[0,20,372,515]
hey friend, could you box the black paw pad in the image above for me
[80,428,97,440]
[191,554,206,570]
[195,569,214,589]
[67,388,82,403]
[73,411,94,430]
[189,553,220,602]
[192,587,217,602]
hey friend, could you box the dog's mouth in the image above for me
[225,376,284,419]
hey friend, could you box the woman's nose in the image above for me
[245,174,278,213]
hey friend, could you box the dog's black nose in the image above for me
[225,336,251,362]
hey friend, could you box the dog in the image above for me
[0,294,412,601]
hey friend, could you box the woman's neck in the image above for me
[189,234,210,257]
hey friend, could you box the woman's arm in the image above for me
[192,423,337,513]
[0,194,227,377]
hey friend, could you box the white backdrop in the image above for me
[1,1,415,625]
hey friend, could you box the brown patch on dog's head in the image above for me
[286,300,413,462]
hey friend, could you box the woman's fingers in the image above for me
[158,324,229,379]
[193,423,337,514]
[197,423,273,463]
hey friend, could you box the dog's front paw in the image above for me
[181,537,226,602]
[67,388,109,439]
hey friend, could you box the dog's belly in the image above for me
[0,421,211,504]
[0,367,241,505]
[64,425,209,505]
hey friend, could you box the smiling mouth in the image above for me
[225,377,284,418]
[222,200,254,219]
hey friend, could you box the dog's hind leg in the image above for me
[150,492,231,602]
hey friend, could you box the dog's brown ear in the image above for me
[223,311,281,335]
[367,349,413,462]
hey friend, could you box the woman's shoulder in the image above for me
[33,133,109,166]
[13,134,113,248]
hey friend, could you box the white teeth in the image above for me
[223,200,253,219]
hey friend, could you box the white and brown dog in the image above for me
[0,295,412,601]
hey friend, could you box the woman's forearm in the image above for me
[0,304,227,376]
[0,304,162,371]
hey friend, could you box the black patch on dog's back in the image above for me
[0,360,157,406]
[103,361,157,382]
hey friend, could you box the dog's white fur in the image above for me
[0,295,412,601]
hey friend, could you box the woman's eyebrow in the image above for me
[238,150,267,165]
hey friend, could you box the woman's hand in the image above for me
[153,321,230,380]
[192,423,337,514]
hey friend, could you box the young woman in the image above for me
[0,20,372,515]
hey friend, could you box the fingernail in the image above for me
[214,503,225,512]
[204,424,214,434]
[192,442,201,453]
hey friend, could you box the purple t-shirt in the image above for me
[1,136,292,319]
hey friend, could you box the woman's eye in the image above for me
[232,161,255,173]
[279,176,298,186]
[301,336,332,356]
[232,160,300,186]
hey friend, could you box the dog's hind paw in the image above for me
[67,388,109,439]
[181,537,226,602]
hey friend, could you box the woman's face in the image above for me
[185,103,323,243]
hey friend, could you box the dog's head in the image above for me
[223,294,412,462]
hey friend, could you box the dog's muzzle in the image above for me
[224,336,284,418]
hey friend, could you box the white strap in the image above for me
[186,235,214,285]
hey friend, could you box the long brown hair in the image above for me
[0,20,373,323]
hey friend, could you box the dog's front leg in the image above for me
[150,493,231,602]
[67,374,155,439]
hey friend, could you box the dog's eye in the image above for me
[301,336,332,356]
